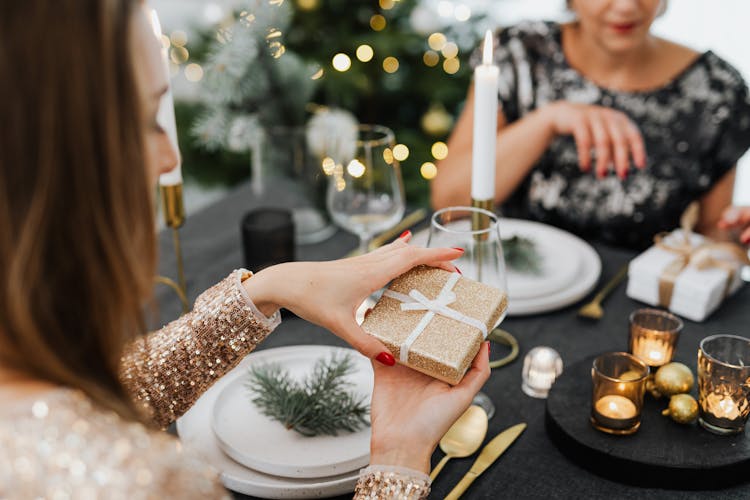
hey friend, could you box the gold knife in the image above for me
[344,208,428,257]
[443,423,526,500]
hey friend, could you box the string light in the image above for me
[332,53,352,71]
[423,51,439,67]
[370,14,386,31]
[170,46,189,64]
[311,67,324,80]
[322,157,335,175]
[455,4,471,21]
[421,162,438,180]
[185,63,204,82]
[170,30,188,47]
[160,35,171,50]
[443,57,460,74]
[297,0,319,10]
[356,44,374,62]
[347,159,366,178]
[379,0,395,9]
[427,33,447,51]
[383,56,399,73]
[431,142,449,160]
[383,148,394,165]
[441,42,458,59]
[393,144,409,161]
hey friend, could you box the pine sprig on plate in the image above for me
[502,235,543,275]
[245,355,370,437]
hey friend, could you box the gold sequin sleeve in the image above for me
[120,270,280,429]
[354,465,431,499]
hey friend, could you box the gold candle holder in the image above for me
[590,352,649,435]
[628,308,683,369]
[697,334,750,435]
[159,183,188,313]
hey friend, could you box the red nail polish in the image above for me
[742,234,750,245]
[399,230,411,239]
[455,267,462,275]
[486,341,491,357]
[376,352,396,366]
[452,247,464,253]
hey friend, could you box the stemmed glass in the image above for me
[427,206,508,418]
[327,125,405,254]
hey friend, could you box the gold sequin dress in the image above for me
[0,270,430,499]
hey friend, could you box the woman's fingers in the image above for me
[337,315,395,365]
[741,226,750,245]
[604,113,631,179]
[572,117,593,172]
[454,342,491,399]
[587,111,612,179]
[624,119,647,169]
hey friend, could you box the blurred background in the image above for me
[150,0,750,217]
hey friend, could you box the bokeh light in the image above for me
[423,51,439,67]
[441,42,459,59]
[370,14,386,31]
[443,58,460,74]
[185,63,204,82]
[393,144,409,161]
[332,53,352,71]
[347,159,366,178]
[356,44,374,62]
[431,142,449,160]
[421,162,438,180]
[383,56,399,73]
[428,32,447,51]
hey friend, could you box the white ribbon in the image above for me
[382,273,488,363]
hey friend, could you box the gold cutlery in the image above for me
[345,208,427,257]
[429,405,488,481]
[577,264,629,320]
[444,422,527,500]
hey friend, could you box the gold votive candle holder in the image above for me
[697,334,750,435]
[629,308,683,368]
[591,352,649,435]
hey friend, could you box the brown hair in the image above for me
[0,0,154,420]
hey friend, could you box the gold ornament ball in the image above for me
[661,393,699,424]
[654,362,694,397]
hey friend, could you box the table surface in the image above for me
[157,180,750,499]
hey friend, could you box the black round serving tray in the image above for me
[545,355,750,490]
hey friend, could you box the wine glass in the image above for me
[427,206,508,419]
[327,125,405,254]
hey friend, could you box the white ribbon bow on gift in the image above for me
[382,273,488,363]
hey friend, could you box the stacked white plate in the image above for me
[412,218,601,316]
[177,345,373,498]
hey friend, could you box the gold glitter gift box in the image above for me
[362,266,507,385]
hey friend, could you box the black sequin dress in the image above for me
[475,21,750,249]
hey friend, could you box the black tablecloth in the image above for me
[158,181,750,499]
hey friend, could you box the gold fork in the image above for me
[577,265,629,320]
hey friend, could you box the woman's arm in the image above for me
[120,270,279,428]
[431,85,646,210]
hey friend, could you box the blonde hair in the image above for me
[0,0,155,420]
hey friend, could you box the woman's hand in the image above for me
[244,233,463,363]
[717,205,750,244]
[542,101,647,179]
[368,343,491,473]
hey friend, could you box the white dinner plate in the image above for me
[176,346,366,498]
[412,218,601,316]
[211,347,372,479]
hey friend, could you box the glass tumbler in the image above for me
[628,308,683,369]
[590,352,649,435]
[697,334,750,435]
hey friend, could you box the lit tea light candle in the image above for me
[595,395,637,419]
[631,336,669,367]
[704,393,741,420]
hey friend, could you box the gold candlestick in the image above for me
[159,183,188,313]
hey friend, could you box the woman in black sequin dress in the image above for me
[432,0,750,249]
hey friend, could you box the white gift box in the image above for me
[626,230,744,322]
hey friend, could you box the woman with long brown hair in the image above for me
[0,1,488,497]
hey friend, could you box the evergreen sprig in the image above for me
[245,354,370,437]
[502,235,543,275]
